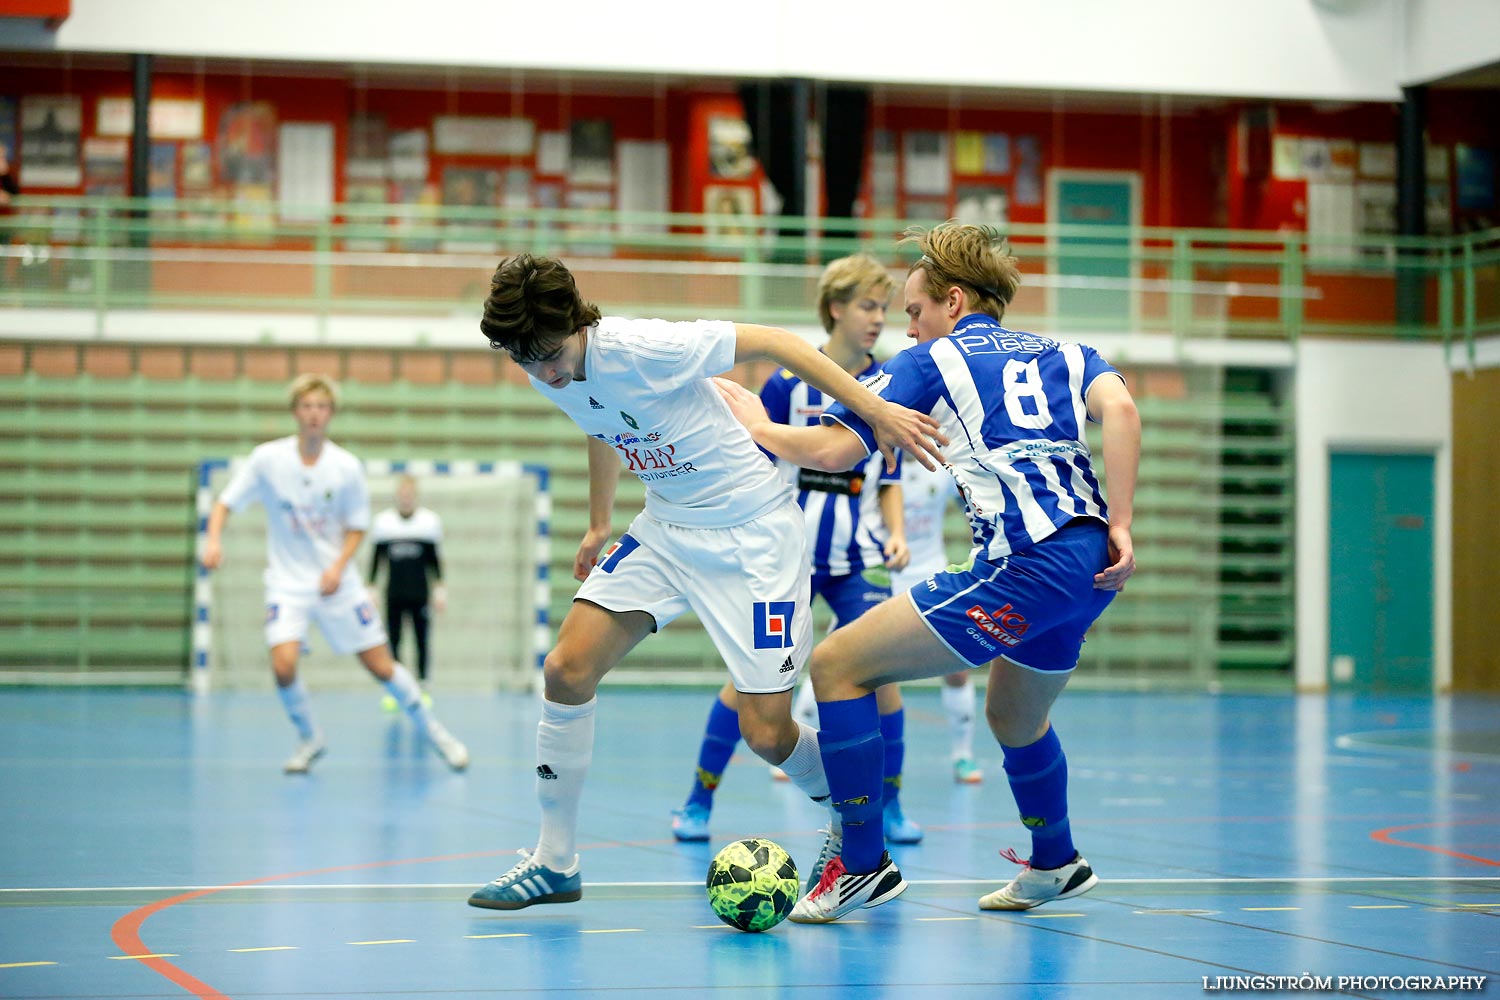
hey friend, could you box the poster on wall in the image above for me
[1014,135,1041,207]
[433,116,533,156]
[441,166,500,253]
[393,180,440,253]
[346,114,389,181]
[20,95,82,187]
[1455,145,1495,212]
[704,184,755,239]
[618,139,669,233]
[869,129,898,217]
[344,180,390,252]
[709,116,754,179]
[567,186,615,256]
[96,97,204,140]
[181,141,213,192]
[278,122,334,223]
[536,131,568,176]
[1358,142,1396,180]
[955,183,1009,229]
[953,131,984,175]
[1356,181,1397,260]
[148,142,177,201]
[83,137,127,195]
[1272,136,1301,180]
[983,133,1010,174]
[219,101,277,185]
[569,119,614,186]
[902,131,949,196]
[389,129,428,182]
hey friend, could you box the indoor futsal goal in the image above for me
[192,458,550,693]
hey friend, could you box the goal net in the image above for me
[193,458,549,693]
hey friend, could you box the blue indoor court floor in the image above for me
[1,686,1497,999]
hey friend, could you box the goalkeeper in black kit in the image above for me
[370,474,446,705]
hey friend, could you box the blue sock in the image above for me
[817,693,885,873]
[686,696,740,810]
[880,708,905,809]
[1001,724,1075,870]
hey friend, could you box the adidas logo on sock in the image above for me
[536,765,559,780]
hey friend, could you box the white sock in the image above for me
[533,697,596,871]
[276,677,319,743]
[791,677,818,728]
[941,677,977,761]
[383,662,432,737]
[777,721,840,833]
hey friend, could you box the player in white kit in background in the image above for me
[890,455,985,784]
[201,374,470,775]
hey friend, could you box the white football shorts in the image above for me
[575,497,813,693]
[264,583,388,655]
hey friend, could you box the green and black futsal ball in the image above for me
[706,838,799,932]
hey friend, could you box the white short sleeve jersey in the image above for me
[531,317,793,529]
[218,436,371,595]
[892,457,959,590]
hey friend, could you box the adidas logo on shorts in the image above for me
[778,655,795,674]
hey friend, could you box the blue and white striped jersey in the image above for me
[760,357,900,576]
[822,315,1122,562]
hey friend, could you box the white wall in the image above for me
[1293,340,1452,692]
[21,0,1409,102]
[1402,0,1500,85]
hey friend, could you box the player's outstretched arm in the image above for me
[575,434,619,581]
[713,377,864,472]
[202,502,231,571]
[1086,375,1140,591]
[731,324,946,472]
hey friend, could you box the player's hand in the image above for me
[319,567,342,596]
[1094,524,1135,591]
[712,376,771,432]
[574,528,611,582]
[883,535,910,572]
[201,538,223,571]
[432,584,447,615]
[871,401,946,473]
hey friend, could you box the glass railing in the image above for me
[2,196,1495,357]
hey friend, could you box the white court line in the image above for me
[4,875,1499,893]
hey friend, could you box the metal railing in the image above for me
[2,197,1496,357]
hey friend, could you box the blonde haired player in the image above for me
[201,374,469,774]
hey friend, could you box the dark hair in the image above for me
[480,254,602,363]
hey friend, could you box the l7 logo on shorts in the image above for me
[598,534,640,573]
[966,603,1029,648]
[753,601,796,649]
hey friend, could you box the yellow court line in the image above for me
[229,946,299,953]
[347,940,414,946]
[0,961,58,968]
[693,925,739,930]
[465,934,530,939]
[1024,913,1086,919]
[1242,907,1301,911]
[579,928,642,935]
[1350,905,1408,909]
[1135,909,1217,916]
[915,916,978,922]
[1454,903,1499,908]
[110,953,179,960]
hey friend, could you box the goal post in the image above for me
[192,458,550,694]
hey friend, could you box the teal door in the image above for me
[1054,176,1135,327]
[1328,452,1434,691]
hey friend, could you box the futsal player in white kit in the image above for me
[466,254,945,910]
[891,451,986,784]
[201,374,470,775]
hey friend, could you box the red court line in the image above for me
[1370,819,1500,868]
[109,847,508,1000]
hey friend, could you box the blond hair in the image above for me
[287,373,340,411]
[899,222,1021,321]
[816,253,896,333]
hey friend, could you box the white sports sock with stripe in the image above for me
[533,696,596,872]
[276,677,319,743]
[941,676,977,761]
[777,721,841,833]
